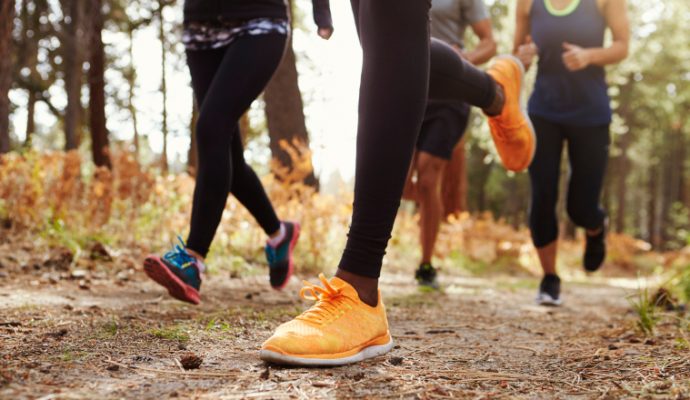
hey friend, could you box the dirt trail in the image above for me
[1,272,688,399]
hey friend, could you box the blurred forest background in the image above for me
[0,0,688,271]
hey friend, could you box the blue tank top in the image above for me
[528,0,611,126]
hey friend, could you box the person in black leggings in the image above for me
[143,0,333,305]
[514,0,629,306]
[261,0,536,366]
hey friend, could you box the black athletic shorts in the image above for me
[416,100,470,160]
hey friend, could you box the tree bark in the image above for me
[263,1,318,187]
[188,100,198,175]
[87,0,111,168]
[61,0,85,150]
[25,90,35,145]
[158,0,169,172]
[127,27,140,159]
[647,165,659,248]
[0,0,14,154]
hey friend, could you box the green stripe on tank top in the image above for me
[544,0,581,16]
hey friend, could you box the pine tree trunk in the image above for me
[127,28,140,159]
[0,0,14,154]
[647,165,659,248]
[25,90,36,145]
[62,0,84,150]
[20,0,37,147]
[263,0,318,187]
[158,1,169,172]
[188,101,198,175]
[87,0,111,169]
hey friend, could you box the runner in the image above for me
[260,0,536,366]
[406,0,498,289]
[513,0,629,306]
[142,0,334,305]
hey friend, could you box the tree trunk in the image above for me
[127,27,140,159]
[87,0,111,169]
[188,100,198,175]
[19,0,37,147]
[158,0,169,172]
[441,138,467,216]
[647,165,659,248]
[25,90,36,145]
[614,136,631,233]
[263,0,318,187]
[62,0,85,150]
[0,0,14,154]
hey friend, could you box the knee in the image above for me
[195,111,217,147]
[566,201,602,229]
[416,164,442,197]
[529,201,559,247]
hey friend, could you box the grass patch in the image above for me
[628,286,659,336]
[388,293,439,309]
[149,325,190,342]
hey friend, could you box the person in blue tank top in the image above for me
[514,0,630,306]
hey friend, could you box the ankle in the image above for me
[267,222,286,248]
[186,248,205,263]
[586,227,603,237]
[335,269,379,307]
[483,82,505,117]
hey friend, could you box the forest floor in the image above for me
[1,238,689,400]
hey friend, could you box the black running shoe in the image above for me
[415,263,439,290]
[584,219,607,272]
[265,222,301,290]
[536,274,562,306]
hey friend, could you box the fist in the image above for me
[318,27,333,40]
[562,42,591,71]
[516,35,538,69]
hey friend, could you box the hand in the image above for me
[516,35,538,69]
[318,27,333,40]
[562,42,591,71]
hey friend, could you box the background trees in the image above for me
[0,0,687,249]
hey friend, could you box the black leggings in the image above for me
[339,0,497,278]
[185,34,287,257]
[528,115,610,248]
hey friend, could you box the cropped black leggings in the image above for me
[528,115,610,248]
[185,34,287,257]
[339,0,497,278]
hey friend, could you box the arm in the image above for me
[513,0,537,69]
[311,0,334,40]
[462,19,496,66]
[562,0,629,71]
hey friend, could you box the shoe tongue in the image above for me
[328,277,359,299]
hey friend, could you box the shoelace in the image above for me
[296,274,353,324]
[163,236,197,269]
[488,115,526,141]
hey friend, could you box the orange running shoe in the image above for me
[486,55,536,172]
[260,274,394,366]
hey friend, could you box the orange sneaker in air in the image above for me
[486,55,536,172]
[260,274,394,366]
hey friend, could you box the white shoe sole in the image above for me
[536,293,563,307]
[259,334,394,367]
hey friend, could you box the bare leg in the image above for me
[536,240,558,275]
[416,152,446,264]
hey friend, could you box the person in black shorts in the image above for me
[405,0,498,289]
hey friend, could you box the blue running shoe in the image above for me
[144,237,204,305]
[265,222,300,290]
